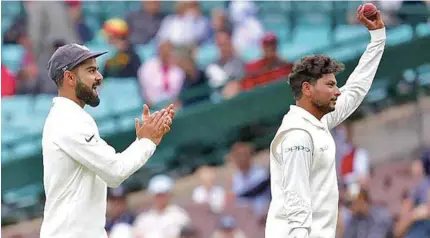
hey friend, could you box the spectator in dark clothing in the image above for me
[3,16,27,45]
[393,151,430,238]
[174,47,210,106]
[102,18,141,79]
[126,0,165,45]
[105,186,135,233]
[343,189,393,238]
[65,0,93,43]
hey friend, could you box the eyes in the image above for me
[327,82,337,88]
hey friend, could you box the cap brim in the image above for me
[70,51,108,69]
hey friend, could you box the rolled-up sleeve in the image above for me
[323,28,386,129]
[55,121,156,188]
[277,129,313,237]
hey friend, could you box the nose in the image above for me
[96,71,103,82]
[335,87,341,97]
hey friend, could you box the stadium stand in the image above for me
[1,1,430,237]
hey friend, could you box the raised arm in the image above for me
[323,8,386,129]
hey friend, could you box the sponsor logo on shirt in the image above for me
[85,134,95,142]
[285,145,311,153]
[319,145,329,152]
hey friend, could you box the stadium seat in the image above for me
[1,44,25,74]
[2,183,43,207]
[386,24,413,46]
[334,25,368,42]
[416,22,430,37]
[102,2,128,19]
[1,1,22,18]
[324,40,368,62]
[293,25,331,47]
[135,43,157,61]
[365,78,390,103]
[195,43,219,68]
[2,95,33,123]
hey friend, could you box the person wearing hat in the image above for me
[244,32,292,79]
[40,43,175,238]
[133,174,191,238]
[102,18,141,79]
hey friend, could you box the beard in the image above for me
[312,98,336,115]
[75,77,100,107]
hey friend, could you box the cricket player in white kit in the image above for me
[265,7,386,238]
[40,44,174,238]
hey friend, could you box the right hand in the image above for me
[356,5,385,31]
[135,109,169,145]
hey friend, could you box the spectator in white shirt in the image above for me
[134,174,191,238]
[228,0,264,56]
[138,40,185,107]
[192,166,226,213]
[156,1,210,47]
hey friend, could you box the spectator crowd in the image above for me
[1,0,294,112]
[2,1,430,238]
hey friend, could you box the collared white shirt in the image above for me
[265,28,386,238]
[40,97,156,238]
[133,204,191,238]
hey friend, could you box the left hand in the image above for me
[356,5,385,31]
[142,104,175,134]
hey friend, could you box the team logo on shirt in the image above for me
[285,145,311,153]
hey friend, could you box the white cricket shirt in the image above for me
[265,28,386,238]
[40,97,157,238]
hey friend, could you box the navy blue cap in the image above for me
[47,43,107,82]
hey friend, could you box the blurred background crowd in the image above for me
[1,0,430,238]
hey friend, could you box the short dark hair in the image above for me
[288,55,345,99]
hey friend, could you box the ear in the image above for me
[64,71,76,87]
[301,81,313,97]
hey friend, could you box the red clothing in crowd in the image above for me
[1,65,16,97]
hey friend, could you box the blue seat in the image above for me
[386,24,413,46]
[416,23,430,37]
[102,2,128,19]
[324,40,368,62]
[2,95,33,124]
[335,25,368,42]
[2,183,43,206]
[365,79,389,103]
[240,48,262,62]
[82,1,101,16]
[196,44,219,68]
[1,44,25,74]
[1,1,22,18]
[293,25,331,47]
[417,64,430,86]
[135,43,156,61]
[279,42,316,62]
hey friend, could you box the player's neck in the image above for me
[58,90,85,108]
[296,101,325,120]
